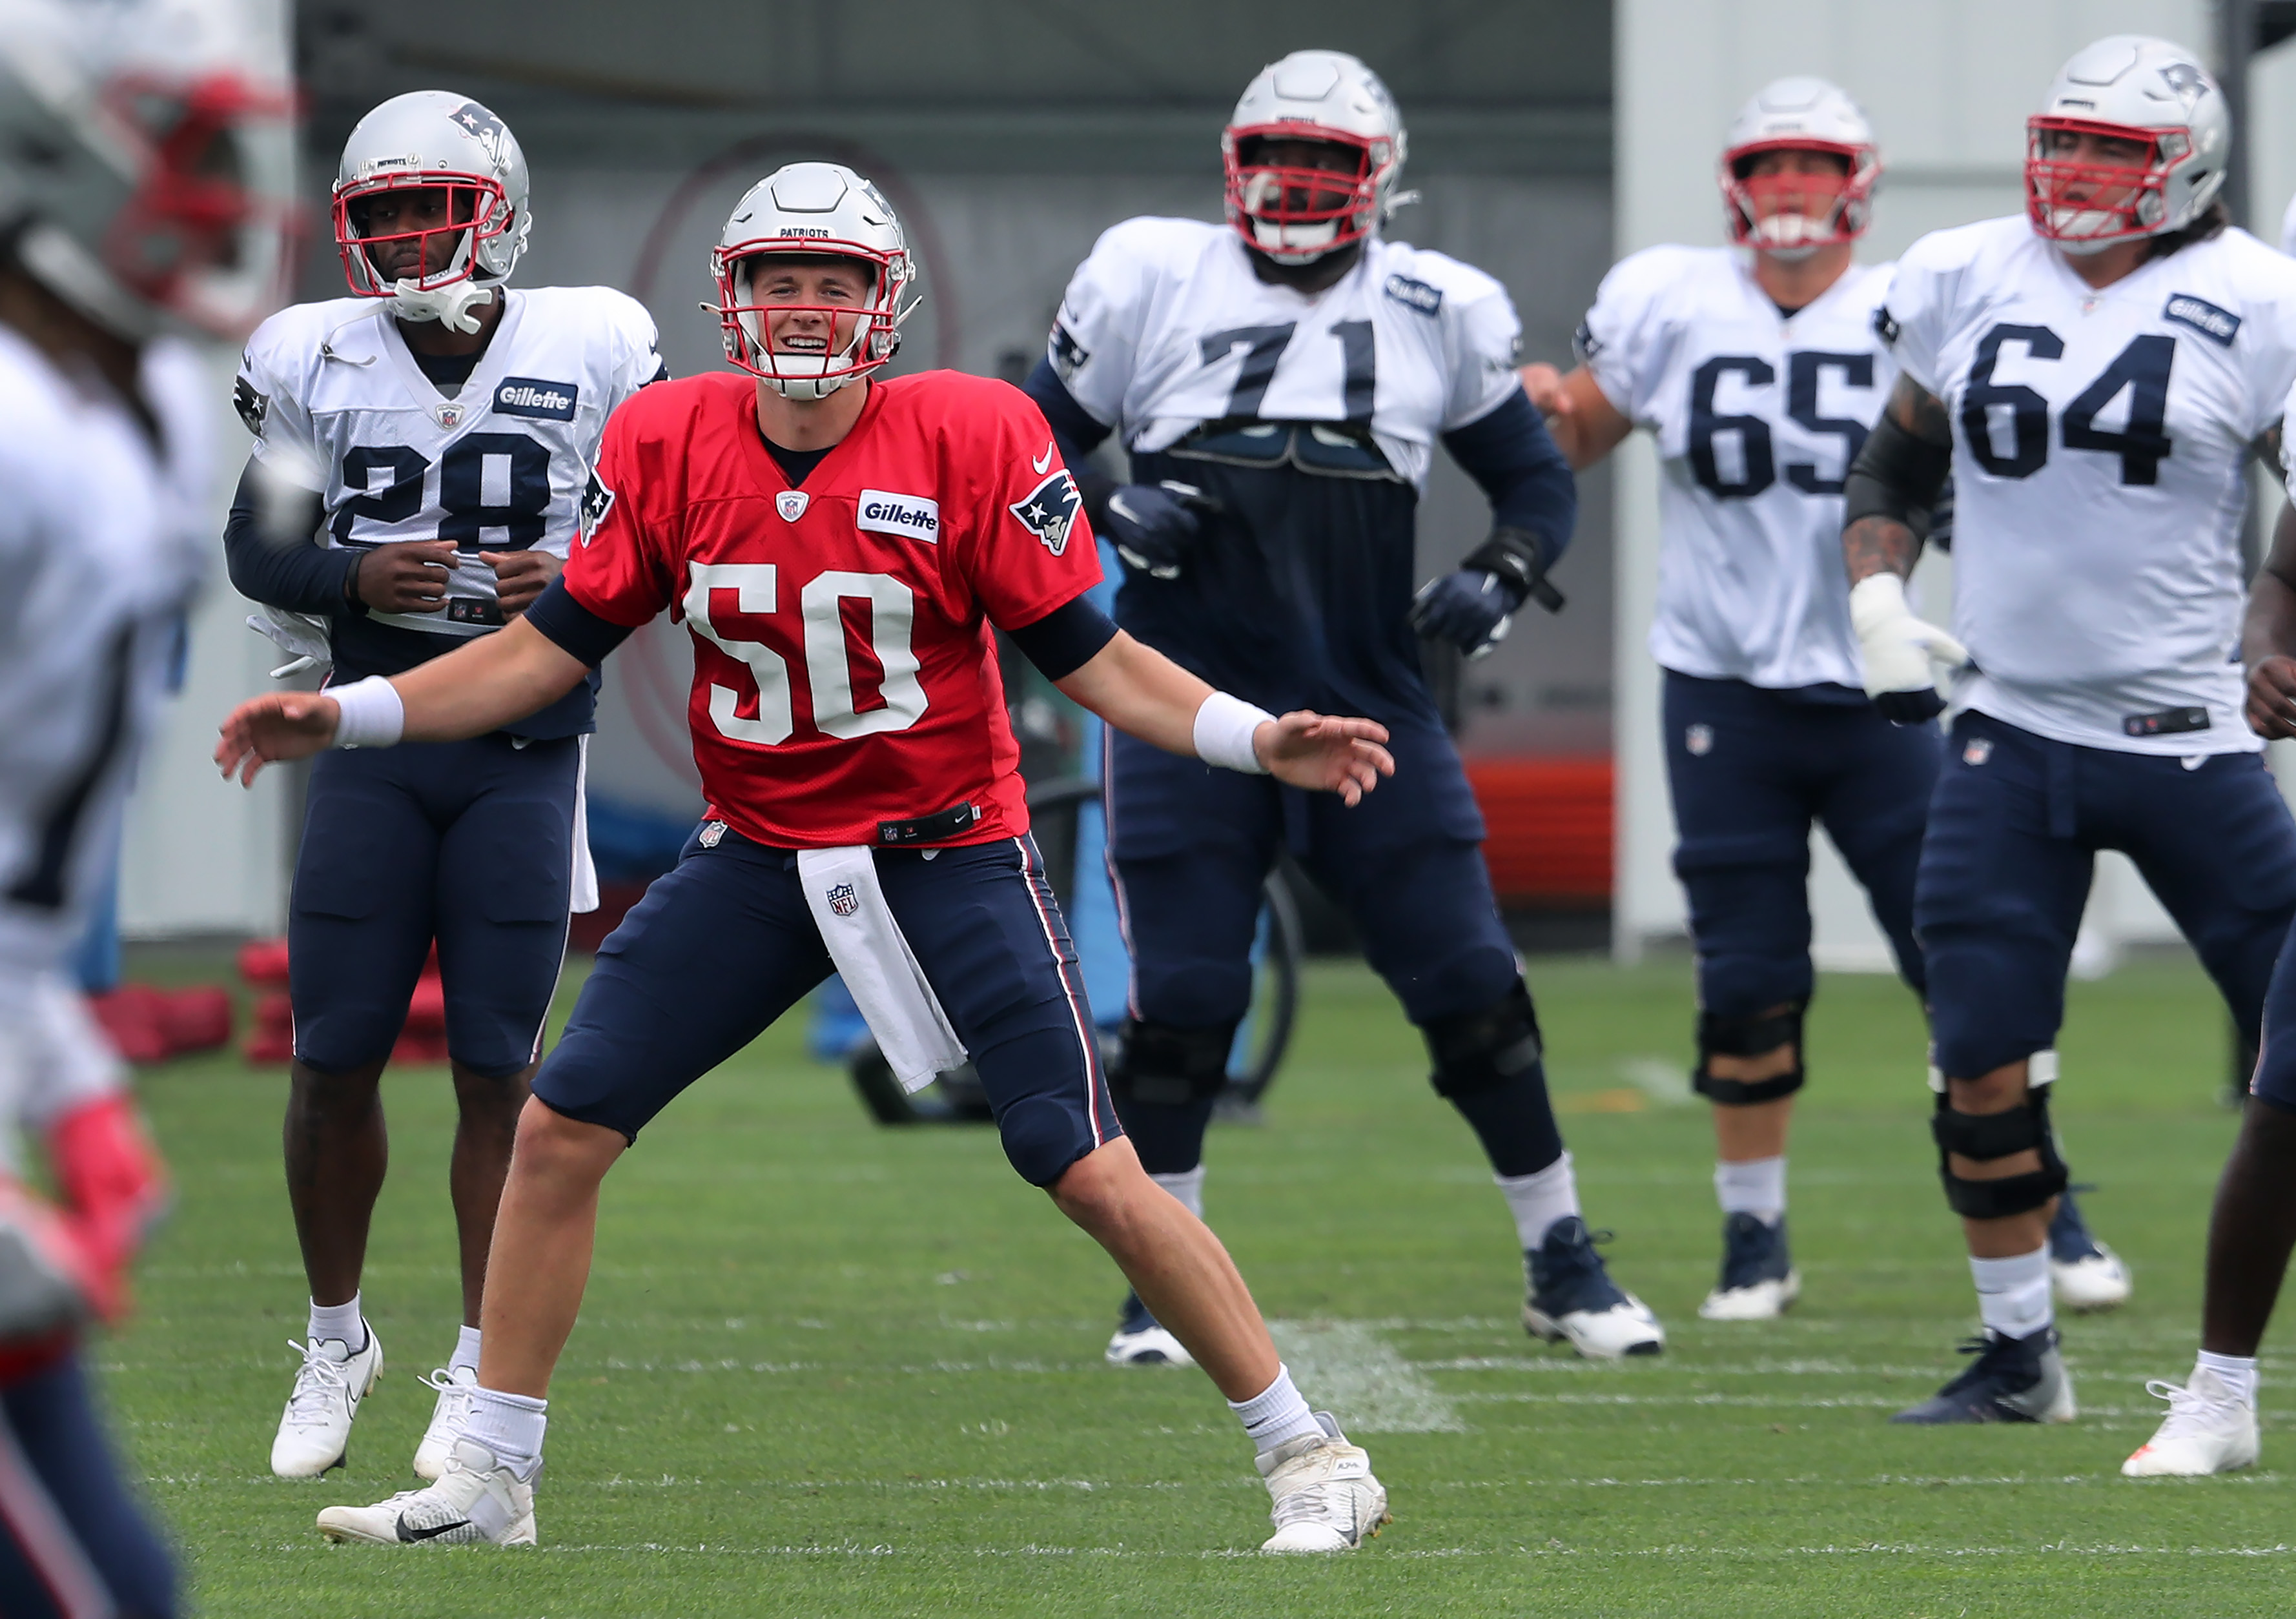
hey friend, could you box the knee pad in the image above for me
[1692,1001,1807,1106]
[1931,1084,2069,1219]
[1422,979,1544,1099]
[1110,1017,1236,1106]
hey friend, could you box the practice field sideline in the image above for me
[106,952,2291,1616]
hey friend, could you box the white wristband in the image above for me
[329,675,404,750]
[1193,691,1275,775]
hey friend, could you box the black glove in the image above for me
[1409,569,1528,658]
[1872,688,1948,725]
[1102,481,1218,579]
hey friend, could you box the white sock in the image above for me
[1495,1151,1578,1250]
[1714,1156,1787,1224]
[1227,1364,1322,1456]
[449,1325,482,1380]
[463,1385,548,1480]
[1150,1166,1205,1221]
[308,1295,365,1352]
[1969,1246,2052,1339]
[2196,1350,2259,1406]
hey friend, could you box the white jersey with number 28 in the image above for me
[1579,245,1896,691]
[1881,215,2296,755]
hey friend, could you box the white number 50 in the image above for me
[682,562,928,744]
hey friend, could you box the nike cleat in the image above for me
[1891,1327,2076,1424]
[1698,1212,1801,1321]
[1522,1216,1665,1359]
[271,1325,382,1478]
[2122,1369,2259,1476]
[316,1437,535,1545]
[412,1363,477,1482]
[1105,1289,1195,1368]
[1257,1413,1388,1553]
[2049,1190,2131,1313]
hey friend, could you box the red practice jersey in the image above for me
[563,370,1100,848]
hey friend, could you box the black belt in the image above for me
[2122,706,2210,738]
[877,801,980,845]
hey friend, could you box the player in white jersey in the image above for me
[1023,50,1667,1365]
[225,90,664,1482]
[0,0,294,1609]
[1841,37,2296,1424]
[1522,79,2127,1323]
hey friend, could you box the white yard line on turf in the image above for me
[359,1541,2296,1560]
[1615,1057,1697,1108]
[1269,1319,1464,1432]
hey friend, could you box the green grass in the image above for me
[109,950,2293,1616]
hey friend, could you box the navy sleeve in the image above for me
[1021,358,1120,525]
[1007,593,1118,682]
[1440,391,1577,565]
[221,458,354,615]
[525,573,637,668]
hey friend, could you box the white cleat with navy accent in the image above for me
[1257,1414,1389,1553]
[2122,1369,2259,1477]
[316,1437,537,1545]
[271,1326,382,1478]
[412,1364,477,1482]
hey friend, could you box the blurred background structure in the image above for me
[114,0,2296,968]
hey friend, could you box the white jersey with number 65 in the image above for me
[1880,214,2296,756]
[1579,245,1897,693]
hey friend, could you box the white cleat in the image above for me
[1105,1324,1196,1367]
[316,1437,536,1545]
[2051,1245,2133,1314]
[1522,1216,1666,1360]
[2122,1370,2259,1477]
[271,1326,382,1479]
[1257,1414,1388,1553]
[412,1365,477,1482]
[1698,1270,1801,1321]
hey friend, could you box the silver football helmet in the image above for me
[1719,77,1879,258]
[710,162,919,401]
[1222,49,1409,264]
[0,0,296,341]
[2027,36,2228,250]
[334,90,531,333]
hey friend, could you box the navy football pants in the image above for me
[0,1354,175,1618]
[1920,712,2296,1081]
[1662,672,1938,1016]
[535,830,1120,1186]
[1107,718,1517,1029]
[290,734,579,1077]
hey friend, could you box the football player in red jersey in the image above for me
[217,164,1399,1554]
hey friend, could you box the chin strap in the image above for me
[387,278,497,336]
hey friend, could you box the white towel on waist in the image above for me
[796,846,965,1094]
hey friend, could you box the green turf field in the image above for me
[108,949,2293,1616]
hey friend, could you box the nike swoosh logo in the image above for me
[397,1515,473,1542]
[1032,442,1054,475]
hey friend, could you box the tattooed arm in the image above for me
[1841,376,1954,584]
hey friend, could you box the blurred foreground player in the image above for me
[1024,49,1665,1367]
[2122,485,2296,1476]
[0,0,297,1608]
[1846,38,2296,1424]
[228,92,663,1480]
[220,163,1398,1553]
[1520,79,2124,1321]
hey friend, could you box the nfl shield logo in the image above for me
[699,820,726,848]
[434,402,465,429]
[1685,724,1713,757]
[1963,738,1993,767]
[827,882,859,918]
[777,490,809,522]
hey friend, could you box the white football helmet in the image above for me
[334,90,530,334]
[2026,36,2228,250]
[1222,50,1409,265]
[1719,77,1878,258]
[0,0,296,341]
[710,162,919,401]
